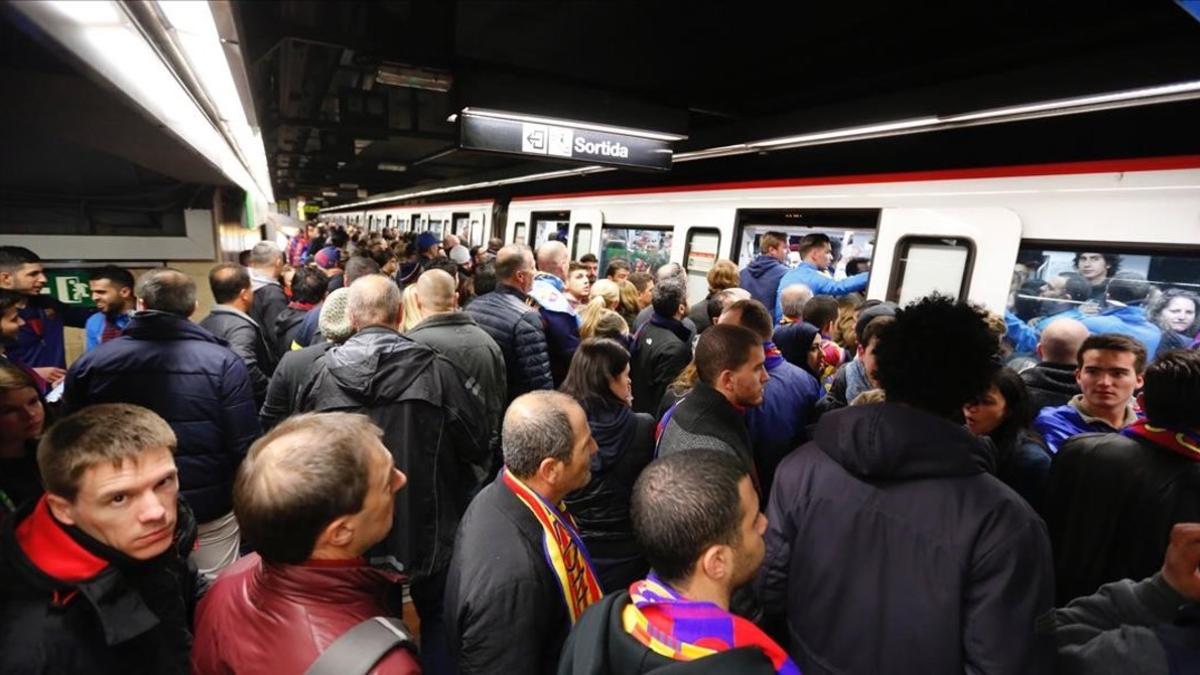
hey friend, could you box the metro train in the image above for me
[323,156,1200,317]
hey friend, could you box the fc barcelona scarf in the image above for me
[763,341,785,370]
[501,468,603,623]
[1122,419,1200,462]
[622,574,801,674]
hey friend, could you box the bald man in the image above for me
[530,240,582,385]
[409,269,506,462]
[296,273,492,672]
[1022,317,1089,411]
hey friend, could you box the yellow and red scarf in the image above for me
[502,468,603,623]
[1122,419,1200,462]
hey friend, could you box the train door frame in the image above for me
[681,226,723,305]
[568,209,602,260]
[529,210,571,249]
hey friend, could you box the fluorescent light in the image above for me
[376,63,453,92]
[378,163,407,172]
[458,108,687,142]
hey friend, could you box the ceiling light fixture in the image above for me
[376,63,453,93]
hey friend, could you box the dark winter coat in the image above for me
[657,382,757,489]
[272,304,310,356]
[407,311,507,462]
[986,429,1053,514]
[258,342,331,431]
[740,254,789,316]
[0,496,198,674]
[445,479,572,675]
[759,402,1055,675]
[745,357,821,498]
[192,554,420,675]
[557,590,777,675]
[1021,361,1082,412]
[465,284,553,403]
[199,305,276,405]
[63,311,260,523]
[687,298,713,335]
[630,314,693,416]
[564,401,655,593]
[1046,431,1200,604]
[297,326,491,580]
[249,275,288,339]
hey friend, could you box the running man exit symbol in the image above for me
[56,276,91,303]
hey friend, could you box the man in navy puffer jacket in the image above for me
[64,268,259,580]
[739,231,790,315]
[466,244,553,404]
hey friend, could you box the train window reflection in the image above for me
[1008,245,1200,357]
[599,225,673,276]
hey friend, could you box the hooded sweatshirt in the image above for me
[760,402,1055,675]
[1020,361,1081,411]
[739,255,789,315]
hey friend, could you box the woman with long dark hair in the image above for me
[963,367,1052,512]
[560,338,655,593]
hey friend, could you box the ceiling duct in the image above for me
[375,63,453,93]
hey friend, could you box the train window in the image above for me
[684,228,722,305]
[470,220,482,247]
[734,208,879,279]
[599,225,673,277]
[572,224,593,259]
[888,236,975,306]
[532,210,570,247]
[453,212,470,238]
[513,222,527,244]
[1007,243,1200,357]
[429,220,444,236]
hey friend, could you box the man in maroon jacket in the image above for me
[191,412,420,675]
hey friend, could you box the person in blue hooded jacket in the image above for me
[773,233,868,322]
[1081,271,1162,358]
[529,240,582,386]
[739,231,790,314]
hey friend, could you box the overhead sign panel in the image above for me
[460,112,675,171]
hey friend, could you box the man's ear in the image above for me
[186,302,197,319]
[317,514,356,550]
[698,544,731,582]
[45,493,77,526]
[536,455,563,486]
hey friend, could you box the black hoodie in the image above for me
[296,326,492,579]
[759,402,1055,675]
[1020,361,1081,411]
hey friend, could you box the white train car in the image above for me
[327,199,496,248]
[500,156,1200,313]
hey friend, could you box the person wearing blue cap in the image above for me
[397,232,444,287]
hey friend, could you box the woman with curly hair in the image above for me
[1148,287,1200,357]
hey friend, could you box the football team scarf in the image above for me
[763,341,784,370]
[501,468,602,623]
[622,574,801,674]
[1122,419,1200,462]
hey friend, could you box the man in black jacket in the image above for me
[559,450,789,674]
[200,262,277,405]
[465,244,553,404]
[410,269,506,470]
[297,274,491,675]
[657,324,767,492]
[272,265,327,355]
[630,278,693,415]
[0,403,198,674]
[446,391,600,675]
[1021,317,1088,411]
[760,295,1055,674]
[247,241,287,334]
[1046,348,1200,604]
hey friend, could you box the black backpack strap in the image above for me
[304,616,418,675]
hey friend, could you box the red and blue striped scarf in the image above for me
[623,574,801,674]
[502,468,603,623]
[1122,419,1200,462]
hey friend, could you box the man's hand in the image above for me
[32,366,66,385]
[1162,522,1200,601]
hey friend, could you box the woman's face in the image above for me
[0,386,44,445]
[1162,297,1197,333]
[963,385,1007,436]
[806,338,823,375]
[609,364,633,407]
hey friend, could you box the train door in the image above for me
[569,209,601,259]
[683,227,723,307]
[869,207,1021,311]
[452,212,470,242]
[734,207,880,293]
[531,210,570,248]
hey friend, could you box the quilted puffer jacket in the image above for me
[465,284,553,403]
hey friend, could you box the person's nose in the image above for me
[138,492,167,524]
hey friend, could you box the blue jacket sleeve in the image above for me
[84,313,103,352]
[218,355,261,470]
[1005,311,1041,355]
[1034,408,1077,454]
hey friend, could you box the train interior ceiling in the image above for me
[0,2,1198,295]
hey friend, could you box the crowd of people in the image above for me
[0,224,1197,674]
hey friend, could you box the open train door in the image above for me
[568,209,603,260]
[868,207,1022,313]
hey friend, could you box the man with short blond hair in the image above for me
[192,413,419,675]
[0,404,197,673]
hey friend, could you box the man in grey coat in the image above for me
[409,269,507,470]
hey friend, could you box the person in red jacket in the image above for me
[191,412,420,675]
